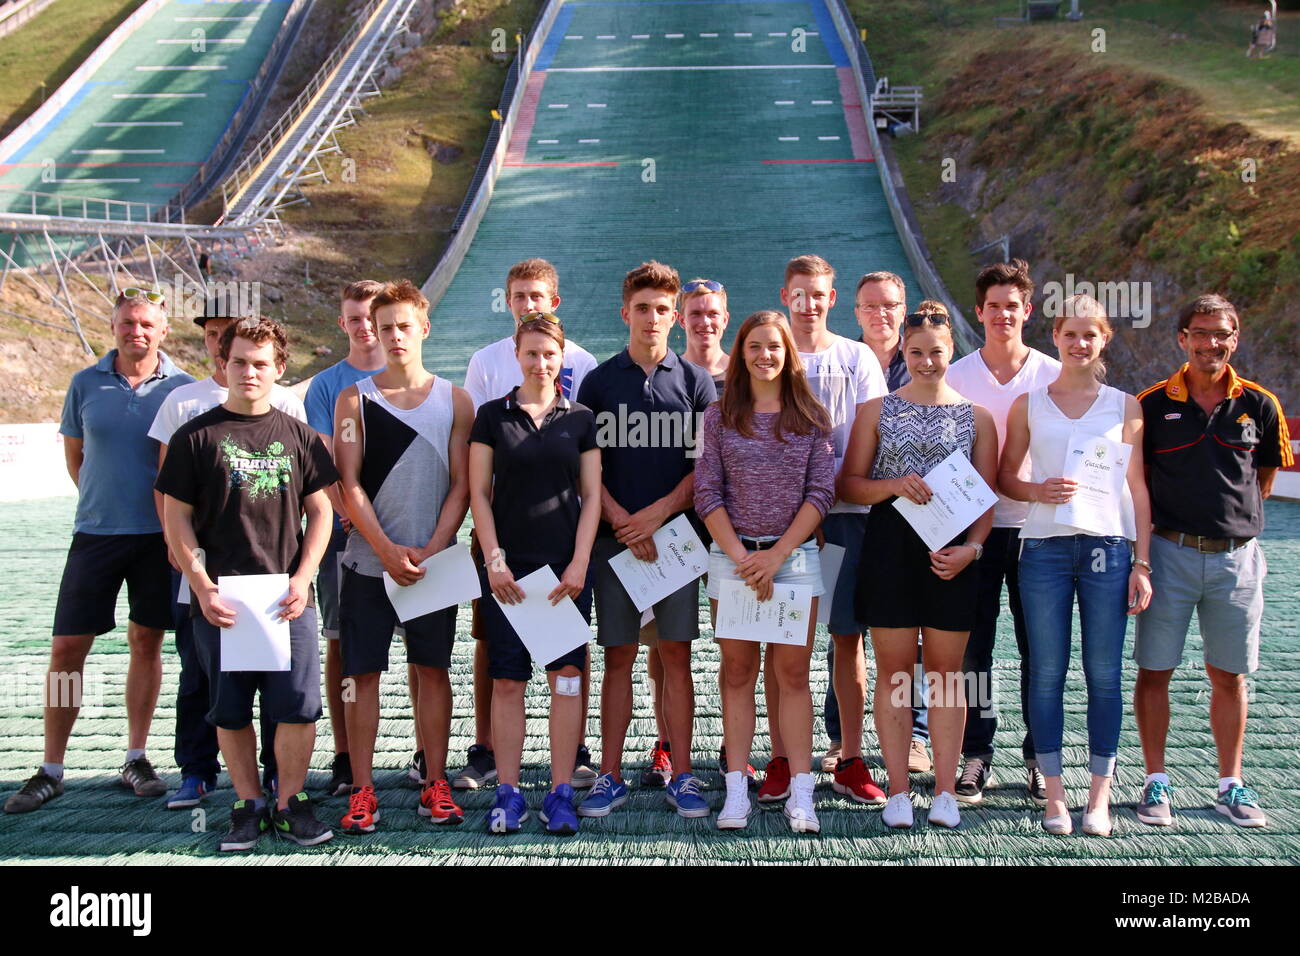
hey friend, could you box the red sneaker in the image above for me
[758,756,791,803]
[339,785,379,833]
[640,740,673,788]
[420,779,464,825]
[832,756,887,805]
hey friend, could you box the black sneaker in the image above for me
[571,746,598,789]
[4,770,64,814]
[451,744,497,789]
[120,756,167,797]
[408,750,427,785]
[220,799,268,852]
[271,792,334,846]
[954,756,994,805]
[325,752,352,797]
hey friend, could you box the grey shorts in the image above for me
[591,535,700,648]
[318,526,346,640]
[1134,535,1265,675]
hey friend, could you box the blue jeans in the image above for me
[1019,535,1130,779]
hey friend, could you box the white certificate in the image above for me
[892,450,997,552]
[492,565,592,667]
[1056,434,1131,536]
[383,542,480,623]
[217,574,291,672]
[607,513,708,612]
[715,579,814,645]
[816,543,846,626]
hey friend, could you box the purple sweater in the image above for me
[694,405,836,538]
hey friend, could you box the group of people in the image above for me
[4,254,1290,850]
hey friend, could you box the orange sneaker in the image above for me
[339,785,379,834]
[420,778,464,825]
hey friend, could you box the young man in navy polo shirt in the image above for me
[6,289,194,814]
[1134,294,1291,829]
[576,261,717,819]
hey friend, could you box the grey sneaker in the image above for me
[819,741,842,774]
[1136,779,1175,826]
[571,746,598,789]
[120,757,167,797]
[4,770,64,814]
[955,756,994,804]
[451,744,497,790]
[1215,784,1267,828]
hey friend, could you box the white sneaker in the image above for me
[783,772,820,834]
[929,791,961,829]
[882,792,914,829]
[717,771,751,830]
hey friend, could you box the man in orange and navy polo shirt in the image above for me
[1133,294,1292,830]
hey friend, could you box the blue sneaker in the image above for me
[166,774,215,810]
[540,783,580,835]
[666,772,710,819]
[485,783,529,834]
[577,773,628,818]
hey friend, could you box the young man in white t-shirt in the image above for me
[149,299,307,811]
[457,258,599,790]
[769,255,888,807]
[944,259,1061,806]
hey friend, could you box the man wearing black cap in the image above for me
[146,297,307,810]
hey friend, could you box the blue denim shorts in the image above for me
[706,540,825,600]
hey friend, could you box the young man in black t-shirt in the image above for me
[158,318,339,851]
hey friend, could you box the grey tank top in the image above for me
[342,375,453,576]
[870,393,977,481]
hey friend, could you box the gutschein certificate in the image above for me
[892,450,997,552]
[608,513,708,612]
[1056,434,1131,536]
[715,580,813,645]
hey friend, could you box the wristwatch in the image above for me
[969,542,984,561]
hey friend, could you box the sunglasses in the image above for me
[122,287,166,305]
[682,279,724,294]
[904,311,951,328]
[520,310,562,325]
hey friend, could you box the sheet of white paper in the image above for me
[607,513,709,612]
[492,565,592,667]
[382,542,480,623]
[1055,435,1131,536]
[640,608,655,627]
[217,574,291,672]
[177,575,189,606]
[715,579,813,645]
[816,543,846,626]
[892,450,997,552]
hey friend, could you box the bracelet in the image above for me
[1133,558,1153,573]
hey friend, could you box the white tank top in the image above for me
[1021,384,1136,540]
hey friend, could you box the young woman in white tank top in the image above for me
[999,295,1153,837]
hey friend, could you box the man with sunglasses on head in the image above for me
[944,259,1060,807]
[7,287,195,814]
[1133,294,1291,829]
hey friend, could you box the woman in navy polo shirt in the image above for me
[468,313,601,836]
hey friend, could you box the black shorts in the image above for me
[53,532,173,636]
[192,609,323,729]
[856,501,979,632]
[338,567,456,675]
[479,562,590,682]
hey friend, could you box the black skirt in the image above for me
[855,497,980,632]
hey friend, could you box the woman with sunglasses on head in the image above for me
[998,294,1152,837]
[840,310,998,830]
[469,312,602,836]
[695,311,835,833]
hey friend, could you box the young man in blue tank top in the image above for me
[333,281,474,833]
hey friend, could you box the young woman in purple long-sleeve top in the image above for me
[695,310,835,834]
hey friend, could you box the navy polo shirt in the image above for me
[576,347,717,538]
[59,349,195,534]
[1139,363,1292,539]
[859,335,910,391]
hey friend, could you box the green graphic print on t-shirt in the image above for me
[219,435,294,500]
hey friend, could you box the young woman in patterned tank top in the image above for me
[840,315,998,831]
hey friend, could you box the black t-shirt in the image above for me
[156,405,339,588]
[469,389,598,567]
[1139,364,1291,539]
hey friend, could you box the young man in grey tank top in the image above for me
[333,282,475,833]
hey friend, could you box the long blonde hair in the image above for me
[1053,294,1113,381]
[721,311,831,440]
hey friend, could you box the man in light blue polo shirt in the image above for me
[5,288,195,814]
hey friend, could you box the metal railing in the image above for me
[2,187,183,225]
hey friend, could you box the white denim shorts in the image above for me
[706,539,825,600]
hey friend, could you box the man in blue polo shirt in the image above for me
[576,261,717,820]
[6,288,195,814]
